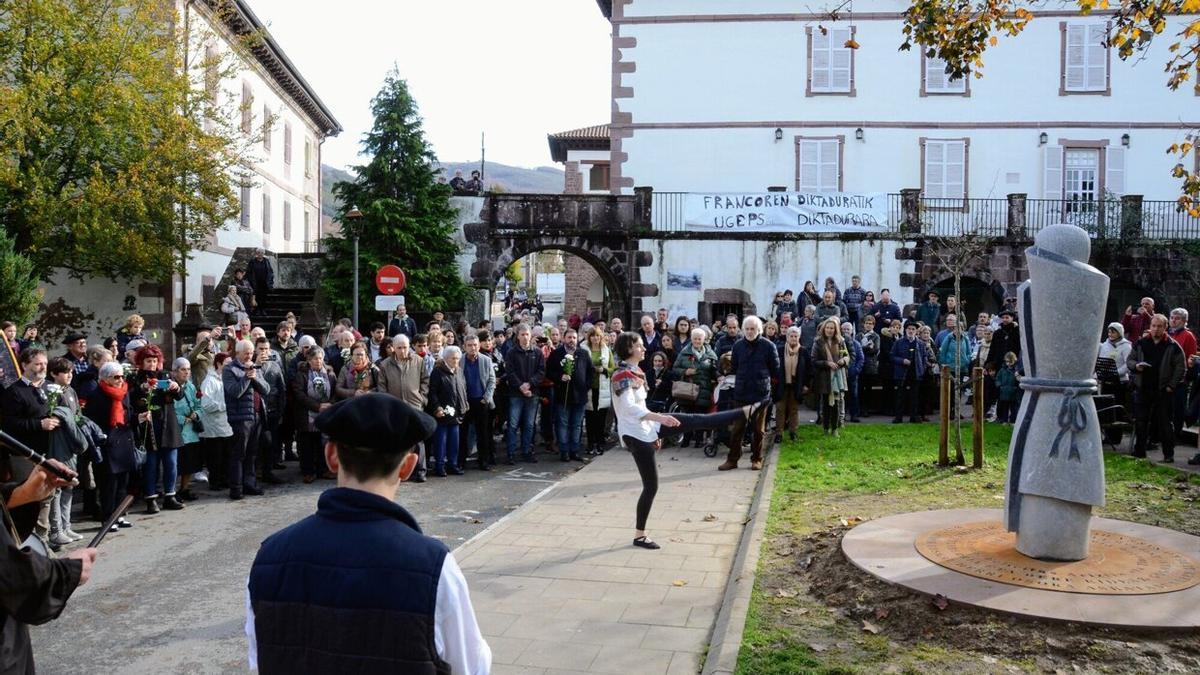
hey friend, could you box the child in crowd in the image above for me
[995,351,1022,424]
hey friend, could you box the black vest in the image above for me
[249,488,450,674]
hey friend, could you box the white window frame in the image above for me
[920,138,969,205]
[921,54,968,96]
[1060,22,1110,95]
[806,26,856,96]
[794,136,844,192]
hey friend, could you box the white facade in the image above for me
[606,1,1197,202]
[641,238,916,322]
[182,0,336,307]
[37,0,339,349]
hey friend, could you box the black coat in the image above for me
[988,323,1021,369]
[427,364,468,425]
[545,346,594,407]
[130,370,184,452]
[82,389,138,474]
[0,381,49,482]
[730,337,781,402]
[0,485,82,674]
[247,256,274,294]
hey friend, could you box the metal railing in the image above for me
[649,190,1200,238]
[915,198,1009,237]
[1025,198,1123,238]
[651,191,689,232]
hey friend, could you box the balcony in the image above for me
[649,190,1200,239]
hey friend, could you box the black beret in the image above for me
[999,309,1017,318]
[315,393,436,455]
[61,332,87,344]
[903,320,920,330]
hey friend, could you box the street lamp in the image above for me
[345,206,364,328]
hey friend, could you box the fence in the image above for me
[648,190,1200,239]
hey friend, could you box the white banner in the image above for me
[684,192,889,233]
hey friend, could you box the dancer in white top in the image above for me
[610,332,769,550]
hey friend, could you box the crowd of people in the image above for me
[0,275,1197,554]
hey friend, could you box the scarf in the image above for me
[98,379,128,428]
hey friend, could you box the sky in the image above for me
[243,0,612,171]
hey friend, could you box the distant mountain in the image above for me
[320,161,564,219]
[319,164,355,220]
[438,161,565,195]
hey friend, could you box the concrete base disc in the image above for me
[842,508,1200,628]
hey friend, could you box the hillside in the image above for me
[320,161,564,218]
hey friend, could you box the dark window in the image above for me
[588,163,610,191]
[711,303,742,326]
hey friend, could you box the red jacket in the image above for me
[1122,311,1152,341]
[1169,326,1198,361]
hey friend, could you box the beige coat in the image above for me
[377,352,429,408]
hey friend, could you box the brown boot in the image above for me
[718,459,739,471]
[750,460,763,471]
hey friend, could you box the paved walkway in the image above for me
[455,446,762,675]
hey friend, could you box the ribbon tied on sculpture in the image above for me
[1051,387,1088,461]
[1018,377,1098,463]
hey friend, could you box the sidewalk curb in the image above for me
[701,445,780,675]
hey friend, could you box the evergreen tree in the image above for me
[0,231,41,325]
[321,70,471,321]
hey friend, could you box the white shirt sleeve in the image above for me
[245,583,258,671]
[434,553,492,675]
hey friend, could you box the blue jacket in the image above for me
[845,337,864,379]
[223,359,270,424]
[249,488,450,674]
[891,336,927,380]
[938,333,973,373]
[873,302,902,327]
[730,337,780,402]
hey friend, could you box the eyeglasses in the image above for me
[111,375,125,380]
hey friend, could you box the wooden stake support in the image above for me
[972,366,984,468]
[938,365,951,467]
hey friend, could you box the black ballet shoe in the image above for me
[632,536,661,550]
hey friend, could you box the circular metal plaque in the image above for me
[915,521,1200,595]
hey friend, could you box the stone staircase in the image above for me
[173,248,329,346]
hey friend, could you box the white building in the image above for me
[598,0,1196,210]
[38,0,340,348]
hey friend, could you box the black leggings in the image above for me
[624,406,751,531]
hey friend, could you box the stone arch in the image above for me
[470,234,636,322]
[919,273,1007,316]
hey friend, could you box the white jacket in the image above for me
[199,371,234,438]
[1098,338,1132,381]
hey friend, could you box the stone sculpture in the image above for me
[1004,224,1109,561]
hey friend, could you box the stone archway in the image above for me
[921,274,1007,317]
[463,225,653,323]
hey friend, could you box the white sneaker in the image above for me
[193,470,209,483]
[49,532,73,547]
[64,529,84,541]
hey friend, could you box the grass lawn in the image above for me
[736,423,1200,675]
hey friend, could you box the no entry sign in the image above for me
[375,265,406,295]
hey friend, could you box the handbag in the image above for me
[672,380,700,402]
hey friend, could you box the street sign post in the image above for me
[375,295,406,312]
[375,265,406,295]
